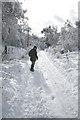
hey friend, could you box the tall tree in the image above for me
[56,20,78,53]
[41,25,59,47]
[2,1,29,48]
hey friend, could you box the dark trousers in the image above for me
[31,61,35,70]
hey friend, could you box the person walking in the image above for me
[29,46,38,72]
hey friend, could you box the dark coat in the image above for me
[29,48,38,61]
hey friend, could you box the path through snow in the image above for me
[2,51,78,118]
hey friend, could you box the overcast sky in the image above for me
[20,0,79,37]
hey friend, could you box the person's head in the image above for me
[33,46,37,50]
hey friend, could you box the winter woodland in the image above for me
[0,1,79,118]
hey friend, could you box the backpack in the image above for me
[29,50,32,56]
[29,51,30,56]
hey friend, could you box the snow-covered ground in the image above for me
[1,47,78,118]
[2,46,27,61]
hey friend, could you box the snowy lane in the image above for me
[2,51,78,118]
[37,51,78,117]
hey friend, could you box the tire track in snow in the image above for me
[37,51,72,117]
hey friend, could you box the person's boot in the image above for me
[30,64,34,72]
[30,68,34,72]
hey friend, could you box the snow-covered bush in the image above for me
[2,46,27,61]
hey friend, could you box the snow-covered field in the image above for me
[1,47,78,118]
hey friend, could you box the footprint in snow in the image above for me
[51,96,55,100]
[39,87,43,91]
